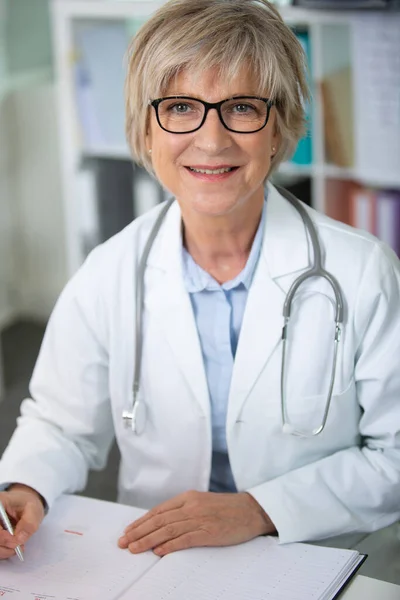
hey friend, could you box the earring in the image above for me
[272,146,276,153]
[148,149,152,154]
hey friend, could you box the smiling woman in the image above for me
[125,0,309,177]
[0,0,400,575]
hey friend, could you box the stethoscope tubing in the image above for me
[123,188,345,437]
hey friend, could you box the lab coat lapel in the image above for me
[227,184,311,429]
[146,201,211,420]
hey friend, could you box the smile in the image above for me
[187,167,235,174]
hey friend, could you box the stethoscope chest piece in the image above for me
[122,398,147,434]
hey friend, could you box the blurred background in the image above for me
[0,0,399,583]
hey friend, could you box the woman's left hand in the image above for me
[118,490,276,556]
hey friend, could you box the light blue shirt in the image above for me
[182,199,266,493]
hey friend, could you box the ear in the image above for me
[269,108,281,154]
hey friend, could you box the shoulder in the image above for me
[57,201,173,307]
[89,201,171,269]
[305,202,399,278]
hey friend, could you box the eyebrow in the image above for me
[163,93,263,99]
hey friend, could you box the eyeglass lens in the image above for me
[156,97,269,133]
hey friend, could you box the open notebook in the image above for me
[0,494,366,600]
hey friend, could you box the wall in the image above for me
[0,0,68,323]
[0,96,17,327]
[10,82,67,319]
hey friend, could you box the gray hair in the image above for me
[125,0,310,175]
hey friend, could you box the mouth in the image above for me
[184,165,240,179]
[186,166,238,174]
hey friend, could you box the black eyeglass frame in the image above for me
[149,96,275,134]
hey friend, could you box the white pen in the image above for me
[0,500,24,561]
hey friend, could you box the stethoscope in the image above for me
[122,187,344,437]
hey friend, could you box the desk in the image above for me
[342,575,400,599]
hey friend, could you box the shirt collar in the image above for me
[182,190,267,293]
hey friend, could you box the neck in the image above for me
[181,194,265,284]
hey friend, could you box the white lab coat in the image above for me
[1,183,400,551]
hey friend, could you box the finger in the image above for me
[154,531,207,556]
[124,518,195,554]
[0,546,16,560]
[0,530,19,549]
[124,495,187,534]
[14,500,43,545]
[119,508,190,548]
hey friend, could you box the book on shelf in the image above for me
[320,66,354,168]
[0,494,367,600]
[325,180,400,256]
[290,29,313,166]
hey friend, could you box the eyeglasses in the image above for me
[149,96,275,134]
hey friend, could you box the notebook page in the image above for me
[0,495,159,600]
[121,536,360,600]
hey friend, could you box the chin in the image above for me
[187,195,241,217]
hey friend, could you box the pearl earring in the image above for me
[272,146,276,153]
[148,149,152,154]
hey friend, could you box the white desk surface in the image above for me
[342,575,400,599]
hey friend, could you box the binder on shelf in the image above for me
[325,179,355,225]
[321,66,354,168]
[95,159,134,243]
[73,21,129,151]
[290,29,313,166]
[0,494,367,600]
[349,185,376,234]
[376,189,400,256]
[325,179,400,257]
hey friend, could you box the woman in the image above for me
[0,0,399,566]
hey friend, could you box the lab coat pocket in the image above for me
[283,377,357,437]
[282,287,350,405]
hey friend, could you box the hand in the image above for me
[0,484,45,560]
[118,490,276,556]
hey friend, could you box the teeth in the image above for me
[189,167,234,174]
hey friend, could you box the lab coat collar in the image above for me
[145,183,311,421]
[148,182,311,279]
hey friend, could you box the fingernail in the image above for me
[118,536,127,546]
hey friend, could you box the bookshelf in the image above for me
[51,0,400,277]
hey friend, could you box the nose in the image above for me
[193,107,233,154]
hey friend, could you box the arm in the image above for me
[247,243,400,544]
[0,251,114,509]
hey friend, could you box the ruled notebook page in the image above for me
[120,536,363,600]
[0,495,159,600]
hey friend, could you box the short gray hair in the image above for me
[125,0,310,175]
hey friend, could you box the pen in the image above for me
[0,500,24,562]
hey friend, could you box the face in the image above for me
[146,66,280,219]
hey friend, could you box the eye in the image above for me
[232,103,257,114]
[172,103,190,113]
[167,102,196,114]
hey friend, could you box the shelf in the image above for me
[54,0,164,20]
[76,151,400,189]
[54,1,364,24]
[81,144,131,161]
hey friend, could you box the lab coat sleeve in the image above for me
[247,243,400,544]
[0,249,114,508]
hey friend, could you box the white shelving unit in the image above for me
[51,0,400,278]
